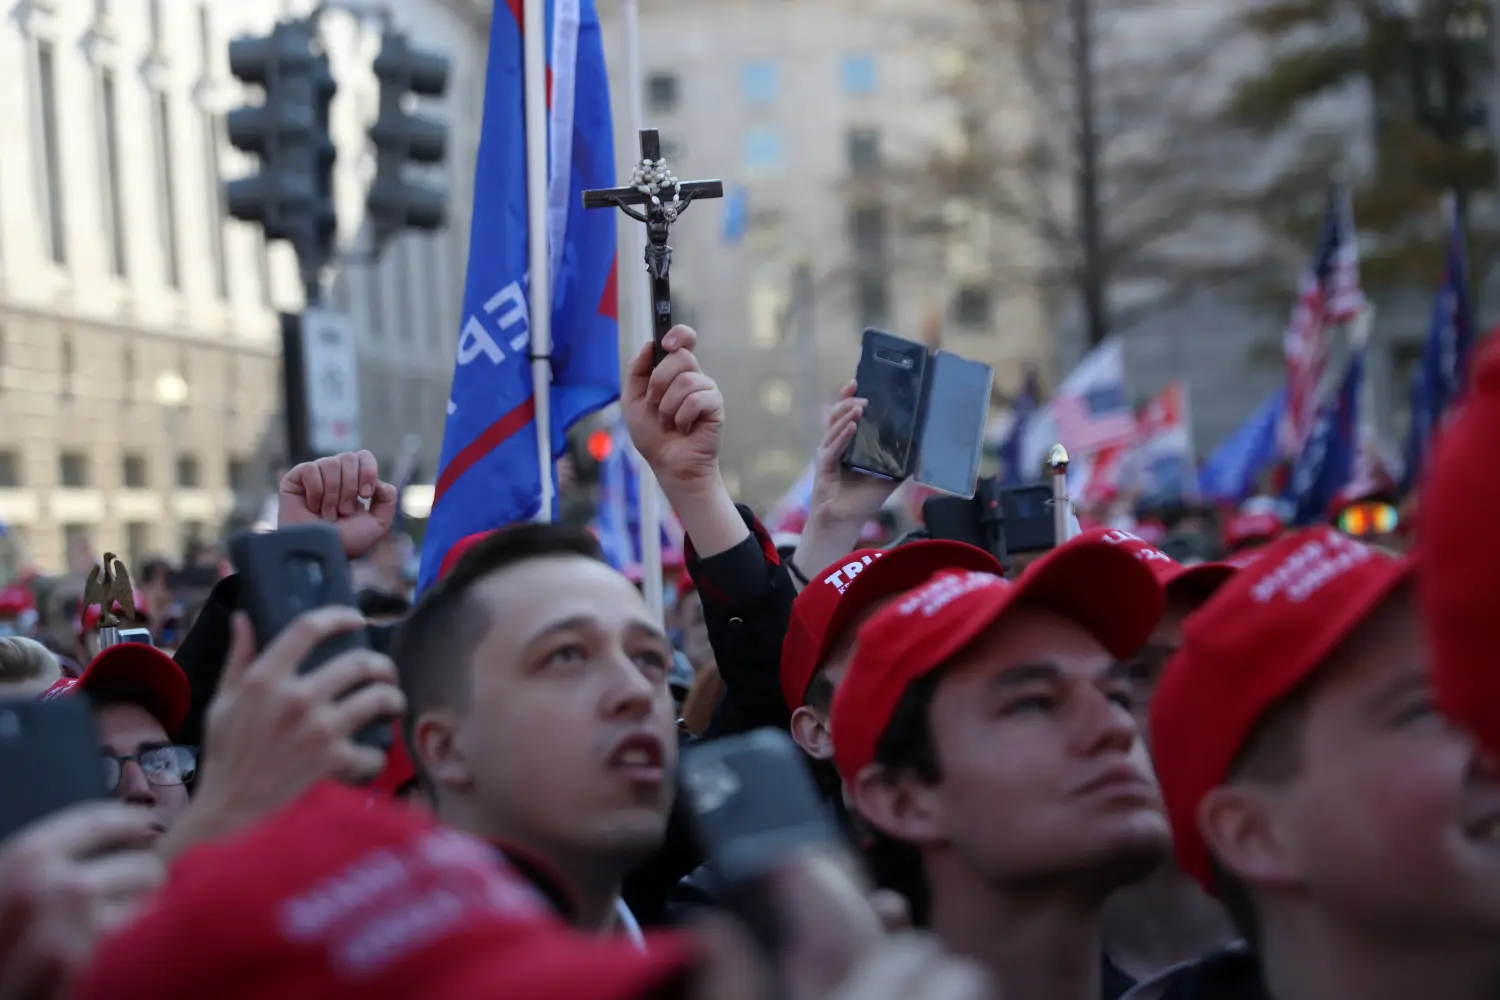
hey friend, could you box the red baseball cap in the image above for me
[1223,511,1283,551]
[779,540,1003,710]
[42,642,191,737]
[1098,529,1237,596]
[830,528,1165,786]
[72,783,694,1000]
[1149,527,1411,891]
[1421,338,1500,754]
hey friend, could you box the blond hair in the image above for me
[0,636,62,691]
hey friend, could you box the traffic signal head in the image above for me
[368,31,451,246]
[225,19,338,277]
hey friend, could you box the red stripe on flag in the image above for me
[597,253,618,320]
[505,0,555,108]
[433,396,538,504]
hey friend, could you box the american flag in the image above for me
[1278,186,1364,460]
[1047,338,1137,455]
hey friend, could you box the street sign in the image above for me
[301,307,362,454]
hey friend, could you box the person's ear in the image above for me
[851,764,947,847]
[790,705,834,761]
[1198,783,1304,891]
[415,710,473,796]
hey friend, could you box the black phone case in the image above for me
[843,329,930,480]
[0,697,107,841]
[679,729,845,955]
[228,526,391,750]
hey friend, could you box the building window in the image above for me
[122,453,148,488]
[951,285,992,327]
[60,334,76,399]
[856,274,890,328]
[0,451,19,488]
[98,70,127,277]
[122,346,136,403]
[175,454,201,488]
[851,204,887,262]
[227,457,249,491]
[740,62,778,106]
[126,522,150,571]
[34,40,67,265]
[842,54,878,96]
[846,128,881,174]
[63,524,93,554]
[646,72,678,112]
[202,112,229,298]
[153,91,181,289]
[59,451,89,488]
[743,129,784,171]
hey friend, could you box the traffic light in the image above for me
[368,31,450,247]
[225,19,337,281]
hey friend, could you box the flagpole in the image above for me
[524,0,556,523]
[621,0,665,623]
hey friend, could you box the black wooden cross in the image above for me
[583,129,723,366]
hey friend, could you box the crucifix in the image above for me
[583,129,723,366]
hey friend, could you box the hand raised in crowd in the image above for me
[0,802,164,1000]
[623,326,725,493]
[808,380,898,527]
[277,450,399,559]
[158,608,404,859]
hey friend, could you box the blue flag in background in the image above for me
[419,0,619,591]
[591,419,681,577]
[998,368,1041,485]
[1286,345,1365,525]
[1404,203,1473,488]
[1198,388,1284,502]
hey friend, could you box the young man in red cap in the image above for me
[1142,527,1500,1000]
[43,641,196,844]
[832,530,1169,1000]
[1419,338,1500,757]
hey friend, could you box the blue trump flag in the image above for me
[1198,388,1284,502]
[591,417,681,578]
[419,0,619,591]
[1404,201,1473,488]
[998,368,1041,486]
[1286,344,1365,525]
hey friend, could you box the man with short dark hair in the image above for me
[395,522,680,935]
[1142,528,1500,1000]
[832,531,1169,1000]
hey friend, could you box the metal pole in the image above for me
[1491,0,1500,195]
[523,0,555,523]
[622,0,664,624]
[1070,0,1107,346]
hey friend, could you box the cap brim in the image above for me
[817,540,1003,668]
[77,644,191,737]
[1011,540,1166,659]
[1163,562,1237,596]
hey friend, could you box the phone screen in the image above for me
[844,330,928,480]
[916,352,993,498]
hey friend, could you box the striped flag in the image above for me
[1021,338,1135,471]
[1278,186,1364,461]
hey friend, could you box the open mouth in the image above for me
[606,731,667,785]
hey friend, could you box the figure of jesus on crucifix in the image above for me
[583,129,723,366]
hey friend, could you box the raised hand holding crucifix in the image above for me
[582,129,723,366]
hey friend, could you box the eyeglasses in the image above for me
[1336,502,1399,538]
[102,745,197,793]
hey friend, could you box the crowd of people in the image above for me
[0,322,1497,1000]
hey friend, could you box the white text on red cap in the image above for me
[1100,529,1175,565]
[1249,533,1372,605]
[896,571,1000,618]
[278,827,546,978]
[823,552,885,595]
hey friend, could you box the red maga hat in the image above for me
[830,529,1165,787]
[1150,527,1411,891]
[72,783,693,1000]
[1094,528,1237,596]
[42,642,191,737]
[1420,338,1500,755]
[779,540,1003,711]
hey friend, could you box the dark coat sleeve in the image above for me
[685,505,798,739]
[172,574,241,749]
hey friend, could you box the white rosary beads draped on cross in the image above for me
[626,158,683,208]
